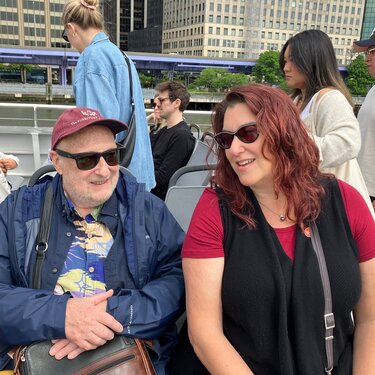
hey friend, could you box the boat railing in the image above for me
[0,102,212,180]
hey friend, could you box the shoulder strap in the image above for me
[118,52,137,168]
[122,52,134,109]
[309,221,335,375]
[32,183,54,289]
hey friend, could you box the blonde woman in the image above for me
[62,0,155,190]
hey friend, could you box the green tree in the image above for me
[193,68,228,90]
[138,72,153,88]
[346,55,375,96]
[212,72,249,91]
[251,50,286,87]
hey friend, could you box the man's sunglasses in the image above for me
[62,26,69,43]
[55,148,121,170]
[214,122,259,149]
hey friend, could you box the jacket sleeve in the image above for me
[0,191,69,346]
[107,196,185,340]
[309,90,361,169]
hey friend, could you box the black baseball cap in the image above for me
[353,29,375,52]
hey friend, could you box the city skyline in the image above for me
[0,0,374,66]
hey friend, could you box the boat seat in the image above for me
[168,138,217,187]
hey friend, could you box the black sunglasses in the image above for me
[55,148,121,170]
[214,122,259,149]
[62,26,69,43]
[152,102,158,108]
[155,96,172,104]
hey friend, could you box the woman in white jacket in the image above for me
[280,29,374,216]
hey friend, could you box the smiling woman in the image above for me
[169,83,375,375]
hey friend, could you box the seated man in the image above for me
[150,81,196,200]
[0,107,185,375]
[0,151,19,203]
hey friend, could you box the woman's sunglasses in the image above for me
[55,148,121,170]
[61,26,69,43]
[214,122,259,149]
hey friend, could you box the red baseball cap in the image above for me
[51,107,128,149]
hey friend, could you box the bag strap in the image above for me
[32,183,54,289]
[119,51,137,168]
[309,221,335,375]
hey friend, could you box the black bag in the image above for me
[12,184,155,375]
[118,52,136,168]
[13,336,155,375]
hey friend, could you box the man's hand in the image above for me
[64,290,123,352]
[49,339,85,360]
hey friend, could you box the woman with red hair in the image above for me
[180,84,375,374]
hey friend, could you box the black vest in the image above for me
[219,178,360,374]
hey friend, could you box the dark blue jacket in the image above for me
[0,171,185,374]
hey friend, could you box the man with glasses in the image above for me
[150,81,196,200]
[0,107,185,374]
[353,30,375,211]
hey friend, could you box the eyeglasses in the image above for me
[55,148,121,170]
[152,102,159,108]
[155,96,172,104]
[364,47,375,57]
[214,122,259,149]
[61,26,69,43]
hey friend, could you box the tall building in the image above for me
[128,0,163,53]
[361,0,375,40]
[0,0,145,51]
[0,0,66,48]
[0,0,368,65]
[162,0,365,65]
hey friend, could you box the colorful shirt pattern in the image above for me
[54,209,113,298]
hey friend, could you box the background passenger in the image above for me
[180,84,375,374]
[353,30,375,212]
[62,0,155,191]
[279,29,374,216]
[147,95,167,133]
[150,81,195,200]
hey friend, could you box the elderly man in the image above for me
[353,30,375,211]
[0,107,185,374]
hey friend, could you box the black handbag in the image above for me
[13,183,156,375]
[117,52,137,168]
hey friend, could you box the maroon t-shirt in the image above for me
[182,180,375,262]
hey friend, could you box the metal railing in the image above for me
[0,102,212,179]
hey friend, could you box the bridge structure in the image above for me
[0,46,256,85]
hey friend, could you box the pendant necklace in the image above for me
[258,201,286,222]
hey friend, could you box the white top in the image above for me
[300,89,360,169]
[299,89,374,217]
[357,86,375,197]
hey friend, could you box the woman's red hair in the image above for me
[212,84,329,228]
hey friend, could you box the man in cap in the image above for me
[353,30,375,211]
[0,107,185,374]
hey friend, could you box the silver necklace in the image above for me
[258,201,286,222]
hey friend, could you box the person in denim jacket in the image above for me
[62,0,155,191]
